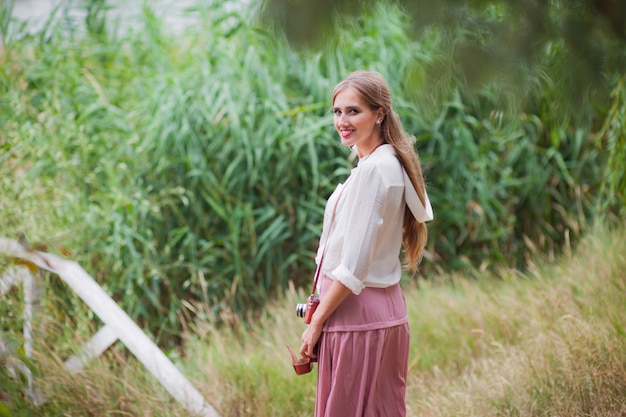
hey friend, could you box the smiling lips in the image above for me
[339,129,354,139]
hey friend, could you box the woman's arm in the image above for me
[299,279,352,359]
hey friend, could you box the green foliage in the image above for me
[0,1,349,342]
[262,0,626,113]
[0,331,36,416]
[0,0,622,345]
[598,76,626,214]
[417,90,602,269]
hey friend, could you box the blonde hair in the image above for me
[332,70,429,269]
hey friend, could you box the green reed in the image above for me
[0,0,622,345]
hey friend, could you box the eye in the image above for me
[348,108,359,115]
[333,108,341,115]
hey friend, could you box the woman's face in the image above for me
[333,87,383,158]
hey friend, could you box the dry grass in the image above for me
[2,224,625,416]
[402,223,626,416]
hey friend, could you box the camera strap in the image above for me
[309,175,352,296]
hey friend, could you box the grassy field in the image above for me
[185,221,626,417]
[3,221,623,416]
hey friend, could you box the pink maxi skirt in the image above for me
[315,275,410,417]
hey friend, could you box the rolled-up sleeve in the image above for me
[332,264,366,294]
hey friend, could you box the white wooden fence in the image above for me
[0,237,221,417]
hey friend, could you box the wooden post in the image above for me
[0,265,37,358]
[64,324,119,373]
[23,268,41,358]
[0,265,29,296]
[0,238,221,417]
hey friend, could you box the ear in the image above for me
[376,108,385,121]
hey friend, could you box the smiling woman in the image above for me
[299,70,433,417]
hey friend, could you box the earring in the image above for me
[376,120,382,126]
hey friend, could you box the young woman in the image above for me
[299,70,433,417]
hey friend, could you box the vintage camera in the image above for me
[296,294,320,324]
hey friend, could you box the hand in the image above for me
[300,321,322,359]
[298,280,352,359]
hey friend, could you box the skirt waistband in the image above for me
[320,275,408,332]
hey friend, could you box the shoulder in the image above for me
[357,145,403,185]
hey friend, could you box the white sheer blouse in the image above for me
[315,144,433,295]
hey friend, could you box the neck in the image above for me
[357,141,385,159]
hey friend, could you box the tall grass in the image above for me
[599,75,626,215]
[0,0,621,344]
[416,92,602,270]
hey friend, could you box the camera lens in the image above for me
[295,303,306,318]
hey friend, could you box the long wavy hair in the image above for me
[332,70,429,269]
